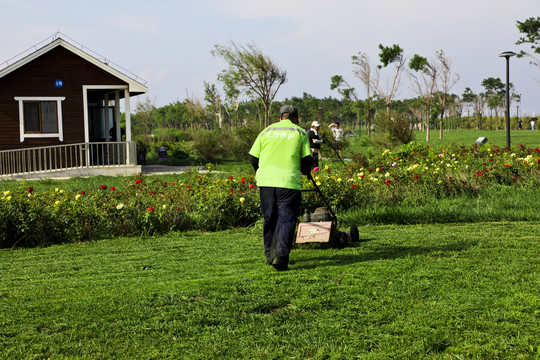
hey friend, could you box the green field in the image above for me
[410,129,539,147]
[1,221,539,359]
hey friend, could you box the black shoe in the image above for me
[271,256,289,271]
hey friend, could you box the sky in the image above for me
[1,0,539,116]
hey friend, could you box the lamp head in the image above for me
[499,51,516,58]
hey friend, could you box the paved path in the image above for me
[141,165,205,175]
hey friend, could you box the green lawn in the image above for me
[1,221,539,359]
[411,129,539,148]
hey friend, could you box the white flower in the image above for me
[116,203,125,210]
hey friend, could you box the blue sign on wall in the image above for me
[55,79,64,88]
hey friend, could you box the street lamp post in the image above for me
[499,51,516,149]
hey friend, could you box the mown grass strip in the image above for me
[1,222,538,359]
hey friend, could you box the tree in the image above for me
[434,50,459,139]
[408,53,438,141]
[212,42,287,127]
[516,17,540,67]
[204,82,222,129]
[351,52,378,136]
[482,77,505,130]
[462,88,487,130]
[133,96,156,136]
[373,44,406,109]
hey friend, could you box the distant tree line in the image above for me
[130,17,540,139]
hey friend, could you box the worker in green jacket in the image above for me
[249,105,313,271]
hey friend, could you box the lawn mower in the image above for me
[296,173,359,247]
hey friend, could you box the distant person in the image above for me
[328,122,344,157]
[530,118,536,130]
[518,119,523,130]
[307,121,323,169]
[249,105,313,271]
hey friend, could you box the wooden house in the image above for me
[0,35,148,178]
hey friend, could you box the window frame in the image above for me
[15,97,65,142]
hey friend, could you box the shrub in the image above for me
[372,110,414,148]
[192,130,226,163]
[227,123,264,161]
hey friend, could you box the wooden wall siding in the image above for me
[0,46,128,151]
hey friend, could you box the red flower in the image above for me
[249,184,255,189]
[111,186,116,191]
[384,179,391,185]
[149,191,156,196]
[81,191,86,195]
[520,144,524,148]
[147,206,154,212]
[135,179,143,185]
[352,184,357,189]
[28,187,33,193]
[241,177,246,183]
[360,174,365,179]
[414,175,419,179]
[100,185,107,190]
[171,182,176,186]
[229,176,233,180]
[177,206,183,211]
[187,185,191,189]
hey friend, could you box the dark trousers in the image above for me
[259,187,302,263]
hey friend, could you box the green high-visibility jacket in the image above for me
[249,119,312,190]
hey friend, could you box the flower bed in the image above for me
[1,144,539,248]
[302,143,540,211]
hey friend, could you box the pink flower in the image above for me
[313,167,319,172]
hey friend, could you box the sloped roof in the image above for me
[0,37,148,94]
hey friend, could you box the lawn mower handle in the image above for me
[306,173,338,226]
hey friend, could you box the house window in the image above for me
[15,97,65,142]
[24,101,59,133]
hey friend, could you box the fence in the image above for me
[0,142,136,176]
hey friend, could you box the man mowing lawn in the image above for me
[249,105,313,271]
